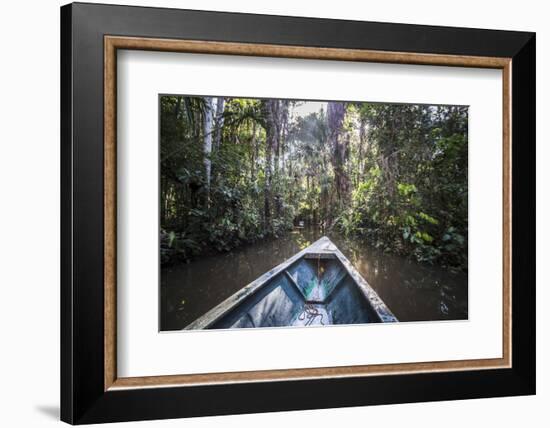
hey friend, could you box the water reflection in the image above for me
[160,228,467,330]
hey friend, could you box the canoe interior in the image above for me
[207,253,383,329]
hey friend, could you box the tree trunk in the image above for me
[274,101,290,218]
[250,121,257,182]
[174,97,182,121]
[214,97,225,151]
[275,100,289,174]
[358,116,367,181]
[203,97,214,201]
[261,99,280,233]
[327,101,349,206]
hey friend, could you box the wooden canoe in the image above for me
[185,236,398,329]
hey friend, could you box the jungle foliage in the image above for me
[160,96,468,269]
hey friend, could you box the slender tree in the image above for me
[261,99,280,231]
[327,101,349,205]
[250,121,257,182]
[213,97,225,151]
[203,97,214,199]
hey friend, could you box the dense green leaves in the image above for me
[161,96,294,261]
[337,104,468,268]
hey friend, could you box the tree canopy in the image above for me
[160,96,468,270]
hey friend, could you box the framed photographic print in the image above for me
[60,2,535,424]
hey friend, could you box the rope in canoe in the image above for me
[298,303,324,326]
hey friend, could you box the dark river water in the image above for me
[160,229,467,330]
[161,229,468,330]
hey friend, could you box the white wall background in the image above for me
[0,0,546,426]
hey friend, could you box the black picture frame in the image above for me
[61,2,535,424]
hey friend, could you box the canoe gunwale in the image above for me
[184,236,397,330]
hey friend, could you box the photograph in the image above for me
[55,2,536,424]
[159,95,469,331]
